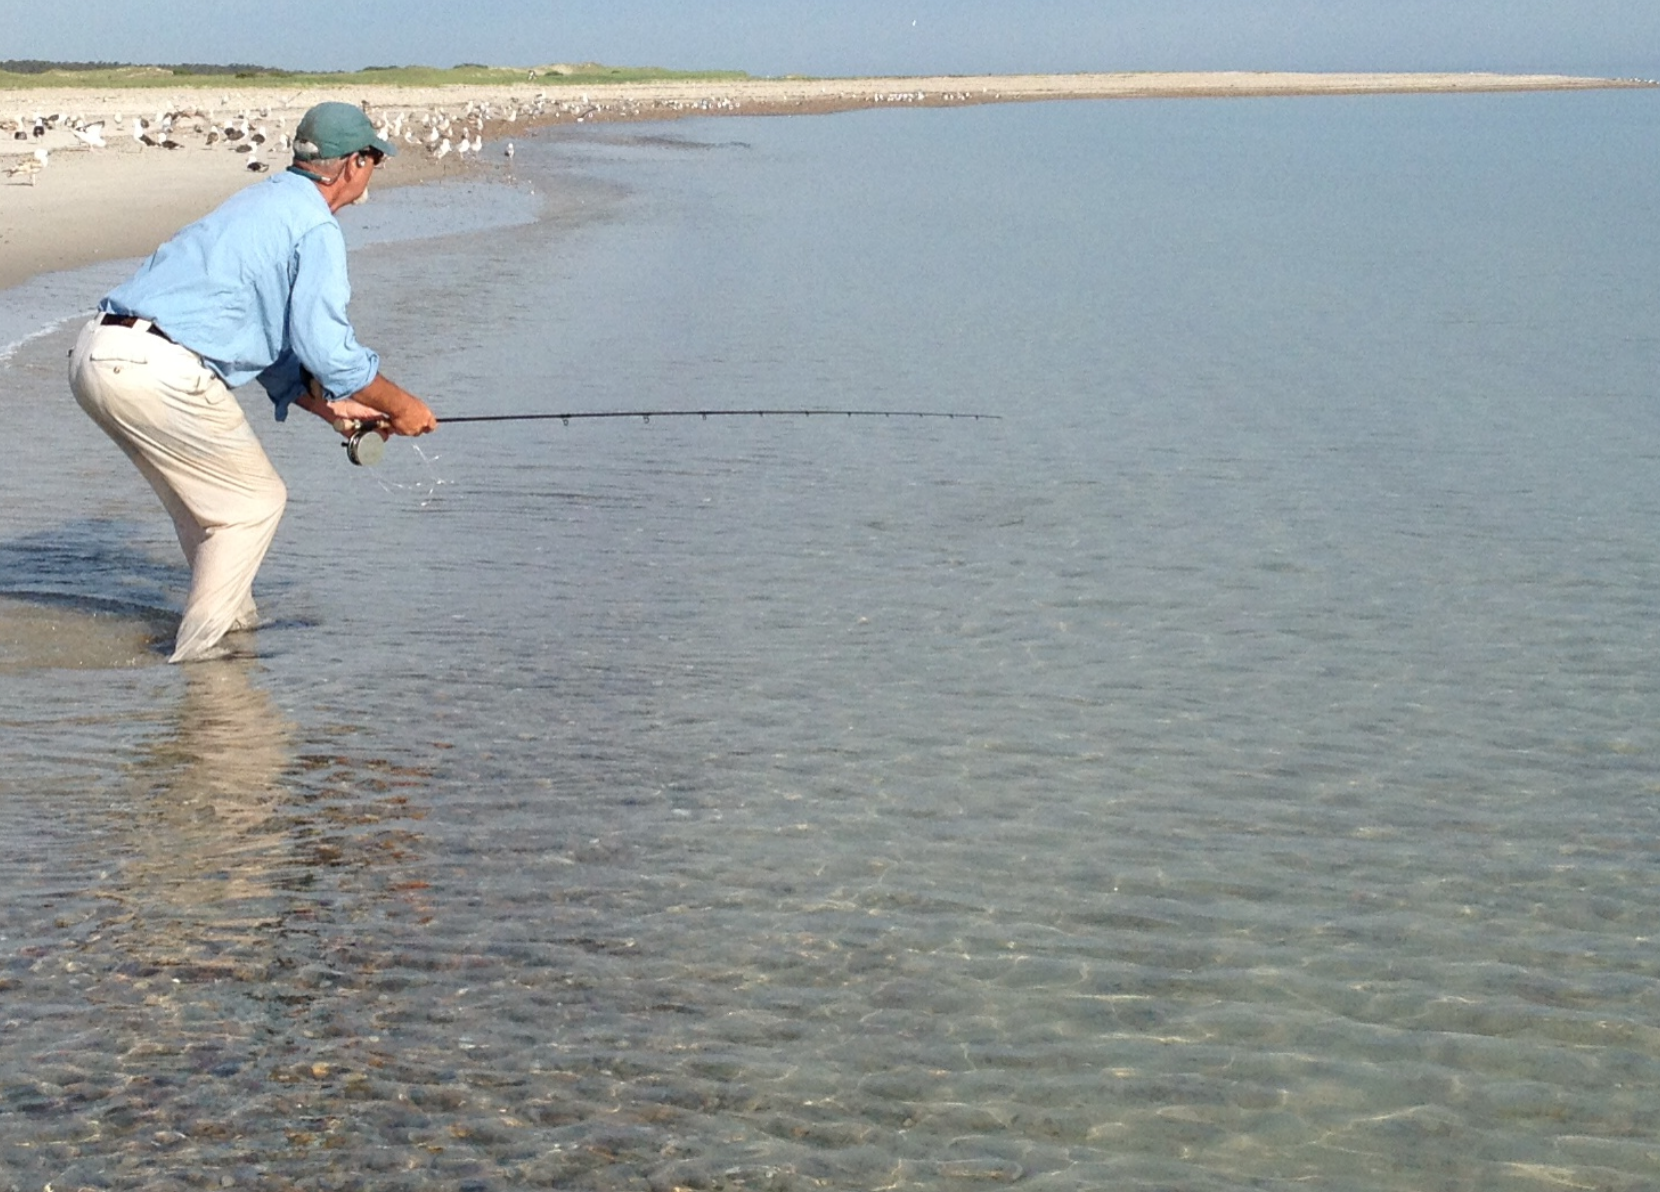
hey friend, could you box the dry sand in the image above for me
[2,71,1650,291]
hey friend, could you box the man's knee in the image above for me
[253,473,288,524]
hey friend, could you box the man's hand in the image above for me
[295,373,438,437]
[295,391,388,436]
[350,374,439,437]
[325,398,389,436]
[379,403,438,437]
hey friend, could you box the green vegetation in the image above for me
[0,61,750,91]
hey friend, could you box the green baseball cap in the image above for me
[293,101,397,160]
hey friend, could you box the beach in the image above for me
[6,75,1660,1190]
[1,70,1649,290]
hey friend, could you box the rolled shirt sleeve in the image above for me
[287,222,380,405]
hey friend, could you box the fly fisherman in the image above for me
[68,102,438,662]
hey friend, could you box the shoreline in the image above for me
[2,70,1651,292]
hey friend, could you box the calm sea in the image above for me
[3,89,1660,1190]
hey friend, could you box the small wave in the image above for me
[0,259,135,364]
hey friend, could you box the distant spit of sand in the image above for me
[2,71,1651,291]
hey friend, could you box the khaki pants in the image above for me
[69,317,287,663]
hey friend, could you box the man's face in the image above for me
[343,150,381,206]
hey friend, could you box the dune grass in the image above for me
[0,62,752,92]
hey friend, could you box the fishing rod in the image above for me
[342,407,1001,465]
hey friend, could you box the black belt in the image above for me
[101,313,173,343]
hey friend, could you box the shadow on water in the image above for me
[0,518,184,603]
[0,519,182,669]
[0,519,319,670]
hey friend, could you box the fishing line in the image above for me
[343,407,999,466]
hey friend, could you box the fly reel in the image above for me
[344,425,387,466]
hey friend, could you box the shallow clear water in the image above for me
[4,92,1660,1190]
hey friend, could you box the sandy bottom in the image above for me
[0,595,169,671]
[2,71,1649,289]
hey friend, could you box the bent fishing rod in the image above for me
[341,407,1001,466]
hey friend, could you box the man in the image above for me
[68,101,437,662]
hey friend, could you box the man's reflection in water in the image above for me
[116,657,296,979]
[22,659,312,1176]
[8,662,439,1181]
[105,657,432,995]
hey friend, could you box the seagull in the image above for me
[72,121,107,149]
[6,147,48,185]
[504,141,514,161]
[432,136,452,160]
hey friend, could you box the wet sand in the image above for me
[2,71,1650,290]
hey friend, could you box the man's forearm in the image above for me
[350,373,423,421]
[292,389,334,421]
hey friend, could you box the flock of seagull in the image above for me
[1,96,542,186]
[3,85,970,186]
[0,86,714,187]
[3,106,296,183]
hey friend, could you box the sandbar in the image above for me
[2,71,1650,291]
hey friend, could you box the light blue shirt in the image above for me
[102,169,379,420]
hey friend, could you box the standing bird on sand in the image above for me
[6,147,49,184]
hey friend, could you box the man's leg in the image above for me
[69,319,287,662]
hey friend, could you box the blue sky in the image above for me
[10,1,1659,79]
